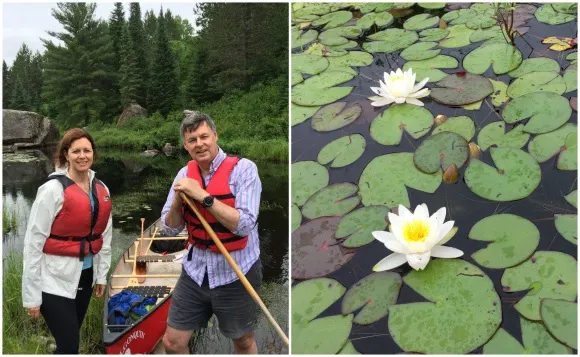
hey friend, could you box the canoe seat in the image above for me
[136,254,176,263]
[124,285,172,298]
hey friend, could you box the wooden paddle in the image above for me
[135,218,147,283]
[179,192,289,346]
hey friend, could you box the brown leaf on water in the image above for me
[439,18,448,29]
[571,97,577,112]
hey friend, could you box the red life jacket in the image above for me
[182,156,248,255]
[42,175,112,261]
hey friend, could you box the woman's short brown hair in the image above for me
[53,128,98,168]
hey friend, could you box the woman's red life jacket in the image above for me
[182,156,248,255]
[42,175,112,261]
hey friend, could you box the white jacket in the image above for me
[22,168,112,308]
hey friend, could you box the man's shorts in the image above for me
[167,259,262,339]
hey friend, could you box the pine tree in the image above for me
[119,24,141,106]
[8,44,33,110]
[143,10,157,44]
[11,75,31,110]
[3,61,11,109]
[109,2,125,71]
[128,3,148,106]
[28,52,44,111]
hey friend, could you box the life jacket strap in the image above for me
[47,234,100,261]
[187,235,246,260]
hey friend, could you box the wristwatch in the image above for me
[202,195,215,208]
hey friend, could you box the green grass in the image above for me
[3,205,19,234]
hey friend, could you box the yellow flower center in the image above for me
[402,220,430,242]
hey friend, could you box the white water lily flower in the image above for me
[372,203,463,271]
[368,68,430,107]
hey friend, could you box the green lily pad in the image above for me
[370,104,434,146]
[292,71,355,106]
[419,28,449,42]
[413,132,469,173]
[564,190,577,208]
[356,11,394,30]
[292,204,301,232]
[292,29,318,49]
[432,116,475,141]
[502,92,572,134]
[319,26,362,46]
[291,161,329,206]
[402,55,459,82]
[311,102,362,132]
[555,214,577,245]
[291,104,320,127]
[338,341,360,354]
[292,54,329,85]
[430,72,493,106]
[477,122,530,151]
[464,148,541,201]
[392,3,415,9]
[541,299,577,349]
[400,42,441,61]
[469,26,504,43]
[508,57,561,78]
[293,314,354,354]
[527,123,577,170]
[324,41,359,56]
[359,152,442,208]
[563,70,577,93]
[335,206,389,248]
[501,251,578,321]
[358,3,394,13]
[292,277,346,325]
[484,319,572,354]
[318,134,366,168]
[535,4,576,25]
[301,183,360,220]
[463,42,523,75]
[567,52,577,61]
[404,13,440,31]
[388,259,501,354]
[553,3,578,14]
[342,272,402,325]
[419,3,446,9]
[507,71,566,98]
[326,51,373,75]
[465,13,496,30]
[483,328,526,354]
[439,24,475,48]
[311,11,353,30]
[364,28,418,53]
[469,214,540,269]
[293,3,346,18]
[489,79,509,106]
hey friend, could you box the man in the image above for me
[161,111,262,354]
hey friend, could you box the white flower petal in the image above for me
[431,245,464,258]
[413,203,429,220]
[372,231,410,254]
[370,86,382,95]
[371,98,394,107]
[424,215,442,249]
[432,207,447,227]
[398,205,413,221]
[412,77,429,92]
[405,97,425,106]
[408,88,431,98]
[372,253,408,271]
[380,80,393,96]
[406,251,431,270]
[437,221,456,245]
[394,97,406,104]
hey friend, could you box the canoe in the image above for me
[103,218,188,354]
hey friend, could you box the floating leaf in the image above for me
[552,3,578,14]
[326,51,373,75]
[293,3,347,18]
[463,42,523,75]
[461,100,483,110]
[564,190,577,208]
[357,3,394,13]
[502,92,572,134]
[293,314,354,354]
[535,4,576,25]
[311,11,353,30]
[563,70,577,93]
[527,123,577,170]
[403,55,459,82]
[477,122,530,151]
[356,11,394,30]
[571,97,577,111]
[292,204,301,232]
[506,71,566,98]
[488,79,509,106]
[338,341,360,354]
[292,29,318,49]
[389,259,501,354]
[292,54,329,85]
[302,183,360,220]
[485,318,571,354]
[430,72,493,106]
[542,36,575,51]
[311,102,362,132]
[469,26,503,43]
[419,3,445,9]
[555,214,577,245]
[508,57,561,78]
[335,206,389,248]
[469,214,540,269]
[364,28,418,53]
[291,104,320,127]
[370,104,434,145]
[324,41,358,56]
[432,115,475,141]
[483,328,526,354]
[292,278,345,325]
[567,52,578,61]
[414,132,469,173]
[292,71,355,106]
[318,134,366,168]
[291,161,329,206]
[292,217,355,279]
[319,26,362,46]
[342,272,402,325]
[465,13,496,30]
[400,42,440,61]
[419,28,449,42]
[439,24,475,48]
[464,148,541,201]
[501,251,577,321]
[392,3,415,9]
[540,299,577,349]
[404,13,440,31]
[359,152,442,208]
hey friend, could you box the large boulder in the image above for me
[117,102,148,127]
[3,150,53,185]
[163,143,178,156]
[2,110,59,148]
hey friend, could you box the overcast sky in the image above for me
[2,2,198,66]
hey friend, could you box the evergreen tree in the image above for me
[8,44,33,110]
[3,61,11,109]
[109,2,125,71]
[128,3,148,106]
[119,24,141,106]
[28,52,44,111]
[11,75,31,110]
[143,10,157,44]
[186,42,216,105]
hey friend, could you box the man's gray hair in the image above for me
[180,110,216,141]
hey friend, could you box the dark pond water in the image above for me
[292,3,577,354]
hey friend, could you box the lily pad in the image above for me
[318,134,366,168]
[292,277,346,325]
[388,259,501,354]
[555,214,577,245]
[326,51,373,75]
[342,272,402,325]
[439,24,474,48]
[552,3,578,14]
[432,116,475,141]
[291,161,329,206]
[404,13,440,31]
[463,42,523,75]
[477,122,530,151]
[483,328,526,354]
[293,3,345,18]
[359,152,442,208]
[291,104,320,127]
[292,216,355,279]
[338,341,360,354]
[469,214,540,269]
[506,71,566,98]
[501,251,577,321]
[292,71,355,106]
[540,299,577,349]
[571,97,578,112]
[464,147,541,201]
[311,102,362,132]
[484,319,572,354]
[293,314,354,354]
[364,28,418,53]
[488,79,509,106]
[335,206,390,248]
[402,55,459,82]
[292,29,318,49]
[356,11,394,30]
[512,58,568,77]
[292,54,329,85]
[357,3,394,13]
[527,123,577,170]
[419,28,449,42]
[419,3,446,9]
[564,190,577,208]
[469,26,503,43]
[535,4,576,25]
[370,104,434,146]
[311,11,353,30]
[400,42,440,61]
[567,52,578,61]
[292,204,301,232]
[563,70,577,93]
[414,132,469,173]
[430,72,493,106]
[461,100,483,111]
[302,183,360,220]
[319,26,362,46]
[502,91,572,134]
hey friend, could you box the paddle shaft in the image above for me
[179,193,289,346]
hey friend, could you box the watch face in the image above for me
[204,196,214,206]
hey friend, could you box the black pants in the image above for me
[40,267,94,354]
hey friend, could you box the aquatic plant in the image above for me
[368,68,430,107]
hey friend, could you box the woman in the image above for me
[22,128,112,354]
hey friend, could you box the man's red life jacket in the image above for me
[182,156,248,255]
[42,175,112,261]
